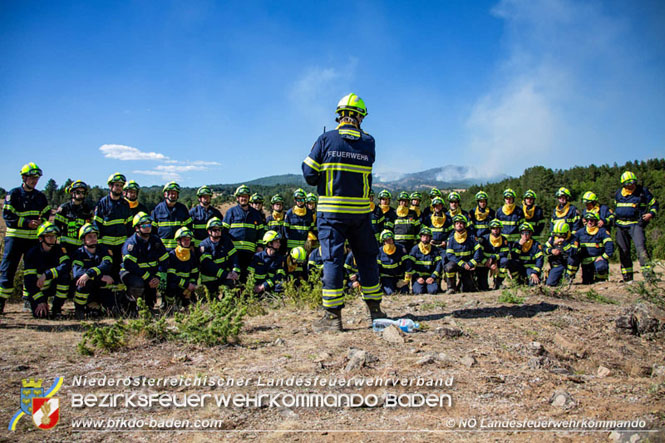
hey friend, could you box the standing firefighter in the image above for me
[124,180,148,218]
[613,171,658,282]
[190,185,223,247]
[54,180,94,256]
[152,181,192,250]
[0,162,50,313]
[302,93,385,331]
[284,188,316,250]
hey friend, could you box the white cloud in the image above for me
[99,144,169,161]
[132,163,220,182]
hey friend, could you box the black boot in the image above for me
[312,308,343,332]
[365,300,387,321]
[51,297,66,320]
[0,298,5,314]
[493,277,504,290]
[74,304,86,320]
[445,277,457,294]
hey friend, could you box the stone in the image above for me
[550,390,575,410]
[416,355,435,366]
[437,327,464,338]
[597,366,611,378]
[615,303,665,336]
[274,338,285,346]
[528,357,544,369]
[382,325,405,344]
[652,365,665,378]
[461,355,477,368]
[554,333,587,359]
[344,349,368,372]
[529,341,545,356]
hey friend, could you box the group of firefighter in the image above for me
[0,162,658,320]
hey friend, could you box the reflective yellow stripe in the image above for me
[320,163,372,174]
[303,156,321,172]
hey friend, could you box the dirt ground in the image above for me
[1,260,664,442]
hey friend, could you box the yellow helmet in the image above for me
[336,93,368,117]
[290,246,307,263]
[263,230,281,244]
[620,171,637,185]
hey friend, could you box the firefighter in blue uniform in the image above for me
[251,193,267,225]
[377,190,397,233]
[445,192,469,227]
[394,191,420,253]
[94,173,132,283]
[266,194,286,254]
[444,215,482,294]
[120,212,169,311]
[152,181,192,250]
[54,180,94,256]
[190,185,222,247]
[508,222,544,286]
[369,189,385,244]
[223,184,265,280]
[165,227,199,311]
[495,188,524,244]
[544,220,579,286]
[377,230,409,295]
[522,190,545,238]
[199,217,240,296]
[613,171,658,282]
[248,230,286,295]
[550,187,581,233]
[409,192,423,218]
[580,191,614,232]
[124,180,148,218]
[469,191,495,238]
[406,227,442,295]
[302,93,385,331]
[284,188,316,250]
[575,212,614,284]
[421,188,443,222]
[423,196,452,249]
[23,223,70,318]
[306,193,318,214]
[477,219,510,291]
[0,162,51,314]
[71,223,115,319]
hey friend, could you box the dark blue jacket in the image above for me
[468,207,495,238]
[284,207,316,249]
[495,205,525,242]
[580,204,614,230]
[121,233,169,282]
[574,226,614,265]
[222,205,265,253]
[166,247,199,290]
[248,250,285,288]
[423,212,453,246]
[407,243,442,280]
[3,186,50,240]
[550,204,581,233]
[510,240,545,274]
[302,122,375,219]
[307,246,324,275]
[199,236,240,283]
[189,205,223,245]
[55,200,94,248]
[445,231,483,268]
[94,195,132,247]
[377,245,408,278]
[23,244,70,301]
[151,201,192,250]
[479,233,510,262]
[71,244,113,280]
[614,185,658,227]
[522,204,546,236]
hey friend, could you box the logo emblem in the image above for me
[32,398,59,430]
[9,377,63,431]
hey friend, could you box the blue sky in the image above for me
[1,0,664,190]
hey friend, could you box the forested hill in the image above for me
[459,159,665,258]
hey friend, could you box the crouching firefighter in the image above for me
[508,222,544,286]
[444,215,482,294]
[575,212,614,284]
[23,223,71,319]
[164,227,199,311]
[71,223,115,319]
[406,227,443,295]
[120,212,169,311]
[302,93,385,332]
[199,217,240,297]
[545,220,579,287]
[477,219,510,291]
[248,230,286,295]
[377,230,409,295]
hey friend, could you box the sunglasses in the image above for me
[140,223,152,229]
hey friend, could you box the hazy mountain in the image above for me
[224,166,508,190]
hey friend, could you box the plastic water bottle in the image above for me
[372,318,420,333]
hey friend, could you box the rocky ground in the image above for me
[0,263,664,442]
